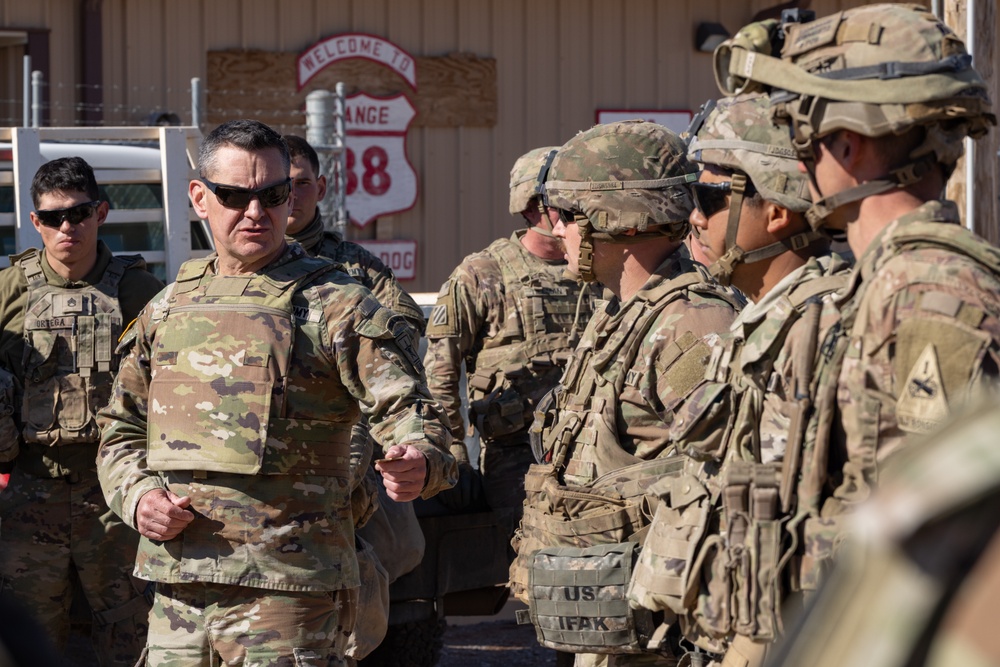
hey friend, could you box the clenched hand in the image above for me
[136,488,194,541]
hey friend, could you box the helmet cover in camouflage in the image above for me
[509,146,558,216]
[688,93,811,213]
[545,121,698,240]
[714,4,994,160]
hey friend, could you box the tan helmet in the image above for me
[688,93,820,285]
[509,146,558,216]
[713,4,995,228]
[544,121,698,281]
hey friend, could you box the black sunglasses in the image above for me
[201,177,291,210]
[691,181,733,219]
[555,208,588,224]
[34,201,102,228]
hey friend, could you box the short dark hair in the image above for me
[283,135,321,177]
[198,119,290,180]
[30,157,100,208]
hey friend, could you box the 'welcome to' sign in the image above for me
[297,33,417,91]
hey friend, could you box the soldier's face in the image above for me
[31,190,107,276]
[287,155,327,235]
[688,167,733,266]
[191,145,290,275]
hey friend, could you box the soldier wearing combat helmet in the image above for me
[628,94,851,667]
[711,0,1000,608]
[423,146,595,522]
[510,121,741,667]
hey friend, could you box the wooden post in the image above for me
[944,0,999,244]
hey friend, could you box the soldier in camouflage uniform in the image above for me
[711,0,1000,619]
[767,393,1000,667]
[284,134,427,661]
[509,121,742,667]
[0,157,164,665]
[424,146,594,518]
[628,94,849,667]
[96,120,456,667]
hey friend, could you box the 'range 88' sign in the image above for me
[343,93,418,227]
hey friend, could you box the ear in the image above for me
[317,174,328,201]
[765,202,793,234]
[835,130,865,171]
[29,212,43,234]
[189,179,209,219]
[95,200,109,227]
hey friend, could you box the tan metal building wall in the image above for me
[3,0,994,292]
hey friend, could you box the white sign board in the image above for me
[297,33,417,90]
[596,110,693,135]
[356,239,418,281]
[344,93,419,228]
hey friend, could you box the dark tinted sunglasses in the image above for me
[555,208,588,224]
[201,177,291,210]
[691,181,732,219]
[34,201,101,228]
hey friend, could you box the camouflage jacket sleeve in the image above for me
[837,241,1000,500]
[362,263,426,338]
[628,291,740,463]
[422,258,500,443]
[320,287,457,498]
[97,289,170,528]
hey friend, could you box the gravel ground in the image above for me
[438,617,560,667]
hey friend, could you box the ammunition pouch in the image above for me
[469,377,529,440]
[516,542,659,654]
[629,461,784,646]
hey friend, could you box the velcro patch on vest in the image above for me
[526,543,652,653]
[53,293,90,316]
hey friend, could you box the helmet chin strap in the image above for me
[576,217,597,283]
[527,199,557,238]
[709,172,824,286]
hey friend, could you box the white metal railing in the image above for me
[0,126,207,281]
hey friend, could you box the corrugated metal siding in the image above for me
[0,0,956,291]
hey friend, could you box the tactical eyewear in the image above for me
[691,181,732,219]
[201,177,291,210]
[34,201,102,228]
[556,208,588,224]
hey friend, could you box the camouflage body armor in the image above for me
[145,255,355,477]
[510,270,717,655]
[466,231,591,441]
[16,248,140,446]
[629,258,850,653]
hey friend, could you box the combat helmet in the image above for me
[687,93,821,285]
[509,146,558,215]
[544,120,698,282]
[713,4,995,229]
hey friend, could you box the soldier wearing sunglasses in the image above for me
[96,119,456,666]
[0,156,164,665]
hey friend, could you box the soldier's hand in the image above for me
[376,445,428,502]
[136,488,194,541]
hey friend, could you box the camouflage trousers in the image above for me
[480,431,536,512]
[574,652,678,667]
[0,465,149,666]
[145,581,359,667]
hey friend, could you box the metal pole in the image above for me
[333,82,348,236]
[31,70,42,128]
[965,0,976,232]
[191,77,202,129]
[22,56,30,127]
[305,90,336,226]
